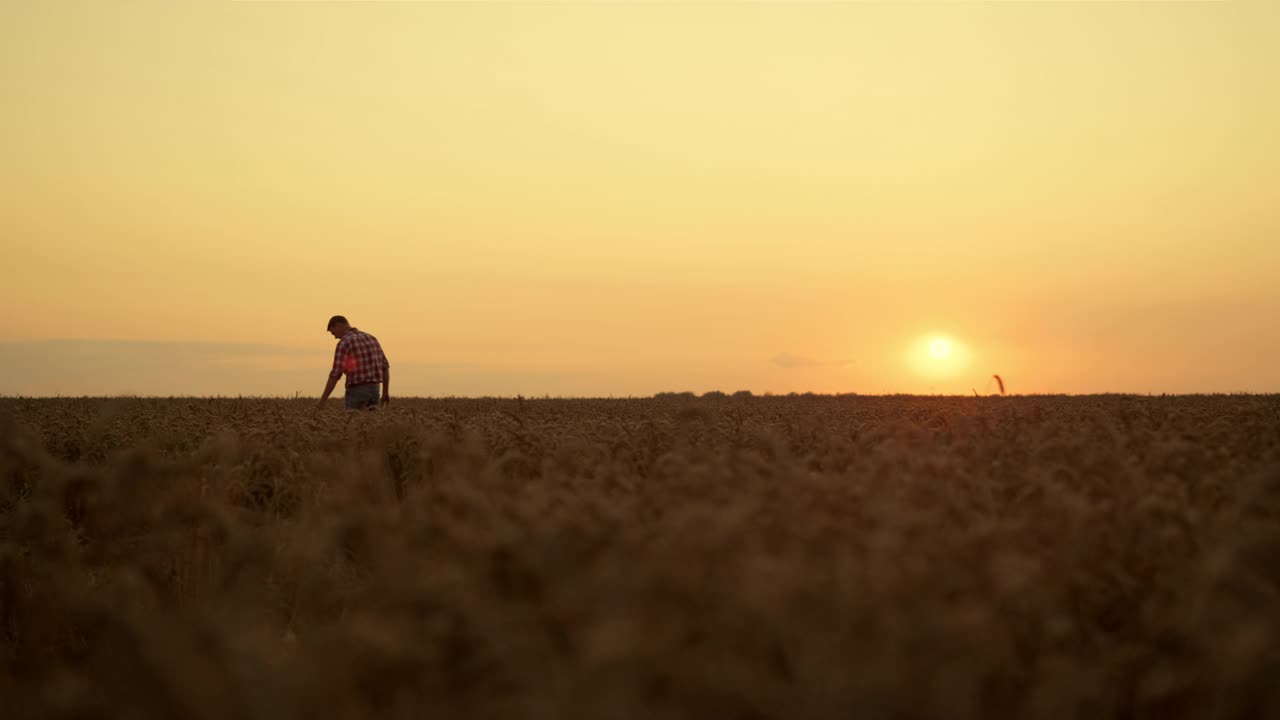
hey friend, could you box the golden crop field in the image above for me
[2,395,1278,719]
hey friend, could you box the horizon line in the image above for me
[2,392,1276,400]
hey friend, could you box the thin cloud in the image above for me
[772,352,821,369]
[0,340,478,396]
[771,352,856,370]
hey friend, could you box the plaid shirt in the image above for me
[330,328,389,387]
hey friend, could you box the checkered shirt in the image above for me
[329,328,389,387]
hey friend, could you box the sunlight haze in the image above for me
[3,1,1277,396]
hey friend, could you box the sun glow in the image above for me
[908,334,973,381]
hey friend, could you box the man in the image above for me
[317,315,390,410]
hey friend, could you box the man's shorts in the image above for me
[344,383,380,410]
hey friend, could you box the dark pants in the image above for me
[344,383,380,410]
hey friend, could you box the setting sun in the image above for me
[908,334,972,381]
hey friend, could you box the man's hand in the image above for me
[318,374,340,410]
[380,392,391,406]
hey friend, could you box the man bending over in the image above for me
[317,315,390,410]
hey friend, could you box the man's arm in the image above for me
[317,344,344,408]
[380,350,391,405]
[317,374,340,408]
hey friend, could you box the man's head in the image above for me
[326,315,351,339]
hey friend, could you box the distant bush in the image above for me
[700,390,728,399]
[653,391,697,400]
[731,390,754,398]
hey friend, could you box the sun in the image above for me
[907,333,972,380]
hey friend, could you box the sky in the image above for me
[2,0,1277,397]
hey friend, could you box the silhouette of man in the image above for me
[317,315,390,410]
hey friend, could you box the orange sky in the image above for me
[2,1,1277,396]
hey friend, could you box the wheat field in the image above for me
[2,395,1278,719]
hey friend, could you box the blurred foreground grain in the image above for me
[2,395,1279,719]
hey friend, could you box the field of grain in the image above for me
[2,395,1278,719]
